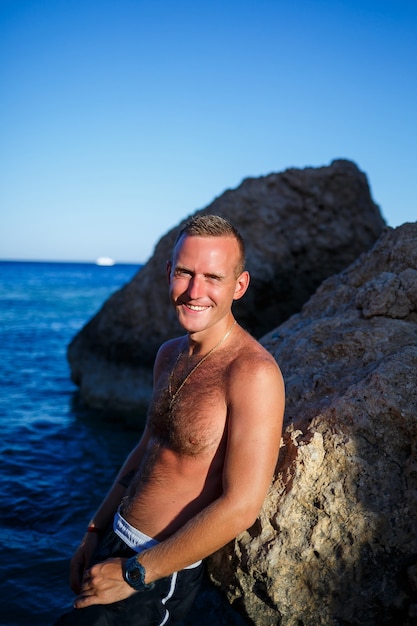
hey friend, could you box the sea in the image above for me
[0,261,247,626]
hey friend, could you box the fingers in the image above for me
[73,591,100,609]
[72,560,136,608]
[81,569,91,587]
[69,566,82,595]
[73,569,96,608]
[70,557,86,595]
[69,535,98,594]
[78,566,105,598]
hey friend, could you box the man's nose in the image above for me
[187,275,205,299]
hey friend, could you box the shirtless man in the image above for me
[55,214,285,625]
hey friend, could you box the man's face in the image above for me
[168,234,249,335]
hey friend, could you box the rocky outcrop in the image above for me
[68,159,385,414]
[208,222,417,625]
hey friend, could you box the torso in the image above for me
[122,326,268,540]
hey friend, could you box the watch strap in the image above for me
[123,555,154,591]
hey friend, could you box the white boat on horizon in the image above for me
[96,256,115,266]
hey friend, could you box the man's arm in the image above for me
[69,339,175,595]
[71,341,176,593]
[69,428,151,593]
[86,427,152,530]
[75,356,284,606]
[141,357,285,576]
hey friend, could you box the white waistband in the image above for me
[114,511,159,551]
[113,511,202,569]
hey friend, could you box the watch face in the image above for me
[125,556,148,591]
[129,567,141,583]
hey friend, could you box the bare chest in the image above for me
[147,357,228,456]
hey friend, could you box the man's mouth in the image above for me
[184,303,209,312]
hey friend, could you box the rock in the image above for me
[207,222,417,625]
[68,159,385,414]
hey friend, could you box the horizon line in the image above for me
[0,258,144,266]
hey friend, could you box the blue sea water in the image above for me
[0,261,247,626]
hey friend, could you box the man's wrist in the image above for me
[86,525,104,536]
[123,556,154,592]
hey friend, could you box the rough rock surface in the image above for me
[68,160,385,414]
[208,222,417,625]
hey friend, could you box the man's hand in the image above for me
[74,558,136,608]
[70,533,100,594]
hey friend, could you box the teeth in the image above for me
[187,304,208,311]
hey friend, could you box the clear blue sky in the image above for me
[1,0,416,263]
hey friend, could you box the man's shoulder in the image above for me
[154,336,184,376]
[226,331,284,411]
[231,328,280,375]
[157,335,184,358]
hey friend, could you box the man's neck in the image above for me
[185,318,236,358]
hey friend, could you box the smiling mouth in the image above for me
[184,303,209,312]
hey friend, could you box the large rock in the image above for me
[208,222,417,625]
[68,159,385,414]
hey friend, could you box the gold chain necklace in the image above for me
[168,320,236,406]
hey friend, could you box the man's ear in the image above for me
[166,261,172,284]
[233,270,250,301]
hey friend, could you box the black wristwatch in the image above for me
[123,556,154,592]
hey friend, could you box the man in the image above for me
[56,214,285,625]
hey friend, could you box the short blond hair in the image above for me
[174,214,246,276]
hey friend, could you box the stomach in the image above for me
[122,442,224,540]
